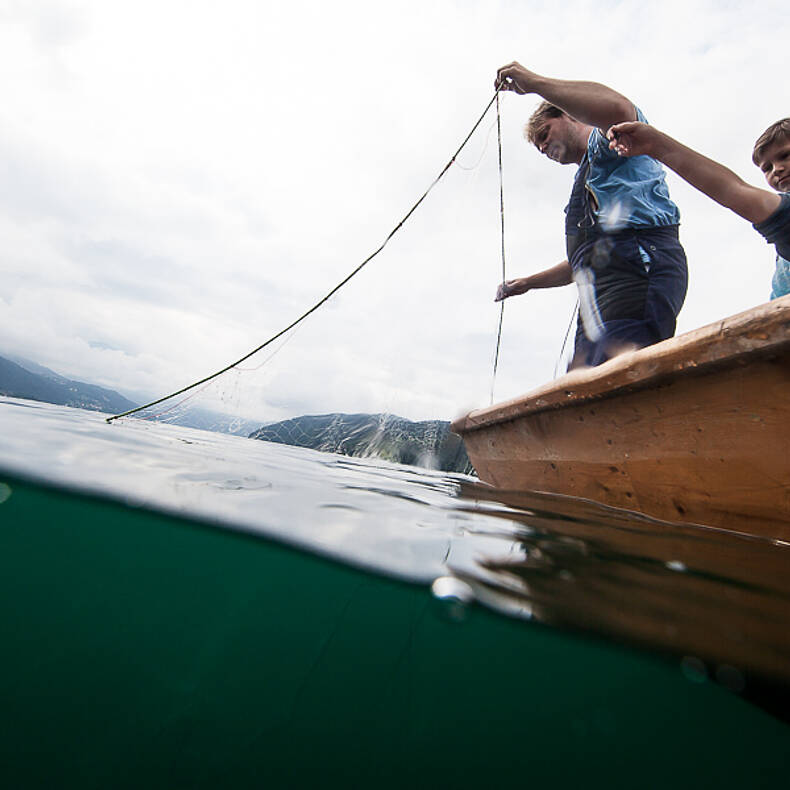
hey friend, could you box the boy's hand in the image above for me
[607,121,659,157]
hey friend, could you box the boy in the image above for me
[607,118,790,300]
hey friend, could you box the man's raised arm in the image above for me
[495,61,636,130]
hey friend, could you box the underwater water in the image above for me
[1,396,789,788]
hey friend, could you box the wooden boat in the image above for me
[452,296,790,540]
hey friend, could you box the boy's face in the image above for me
[755,136,790,192]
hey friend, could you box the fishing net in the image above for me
[105,90,574,471]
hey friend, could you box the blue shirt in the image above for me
[752,192,790,300]
[584,108,680,231]
[770,256,790,300]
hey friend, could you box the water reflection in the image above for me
[453,482,790,720]
[2,397,788,722]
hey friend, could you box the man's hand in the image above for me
[495,63,634,131]
[495,279,525,302]
[494,263,572,300]
[495,62,538,94]
[607,121,663,158]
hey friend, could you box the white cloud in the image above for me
[0,0,786,422]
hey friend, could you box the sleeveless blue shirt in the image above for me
[565,108,680,263]
[752,191,790,300]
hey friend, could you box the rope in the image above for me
[555,300,579,379]
[453,116,498,171]
[489,89,507,405]
[106,89,503,424]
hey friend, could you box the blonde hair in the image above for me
[752,118,790,165]
[525,101,565,147]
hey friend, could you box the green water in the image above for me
[2,473,788,789]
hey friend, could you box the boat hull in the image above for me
[453,298,790,538]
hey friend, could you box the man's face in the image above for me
[756,136,790,192]
[534,115,580,165]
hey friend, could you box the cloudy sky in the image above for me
[0,0,787,423]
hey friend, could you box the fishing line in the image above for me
[489,90,507,406]
[233,323,302,372]
[107,88,504,424]
[554,300,579,379]
[453,116,498,171]
[142,379,216,422]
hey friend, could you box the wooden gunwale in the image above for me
[452,296,790,435]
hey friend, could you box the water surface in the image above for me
[2,396,789,720]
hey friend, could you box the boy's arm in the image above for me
[495,62,636,130]
[608,122,781,224]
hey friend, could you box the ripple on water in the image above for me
[1,396,789,718]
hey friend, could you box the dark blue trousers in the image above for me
[569,226,688,369]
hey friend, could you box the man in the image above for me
[494,62,688,368]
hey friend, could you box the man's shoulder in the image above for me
[589,105,647,159]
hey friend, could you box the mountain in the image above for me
[1,354,473,473]
[0,353,262,434]
[156,407,262,437]
[249,413,474,474]
[0,354,138,414]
